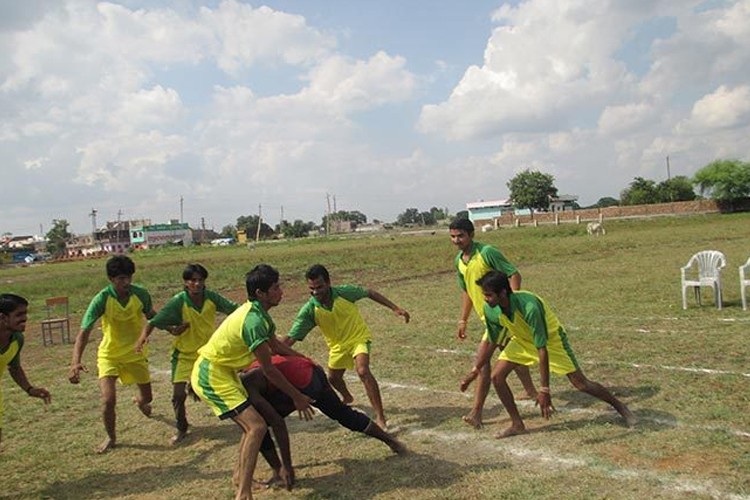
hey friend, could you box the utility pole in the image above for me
[255,204,262,242]
[280,205,284,227]
[89,208,98,235]
[201,217,206,244]
[180,195,184,223]
[666,155,671,181]
[326,193,332,235]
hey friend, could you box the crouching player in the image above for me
[190,264,314,500]
[241,354,406,489]
[460,271,635,438]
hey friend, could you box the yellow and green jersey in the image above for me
[197,300,274,370]
[484,291,578,366]
[287,285,370,349]
[455,241,518,320]
[81,284,154,359]
[0,331,23,380]
[148,289,238,354]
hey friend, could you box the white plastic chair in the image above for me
[740,257,750,311]
[681,250,726,310]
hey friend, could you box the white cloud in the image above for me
[677,85,750,132]
[598,102,656,135]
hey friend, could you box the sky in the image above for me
[1,0,749,235]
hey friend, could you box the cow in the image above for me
[586,222,606,236]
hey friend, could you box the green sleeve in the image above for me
[206,289,240,315]
[148,293,185,329]
[9,332,24,368]
[336,285,369,302]
[80,290,108,331]
[482,304,503,344]
[131,285,155,316]
[287,301,317,341]
[454,253,467,291]
[241,312,272,351]
[522,297,548,348]
[482,245,518,276]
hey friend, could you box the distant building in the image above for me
[466,199,513,224]
[66,234,104,257]
[548,194,579,212]
[96,220,138,253]
[131,220,192,249]
[192,228,221,245]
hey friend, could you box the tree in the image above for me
[236,215,274,239]
[278,219,315,238]
[693,159,750,200]
[46,219,71,256]
[429,207,448,221]
[220,225,237,238]
[453,210,469,221]
[321,210,367,229]
[657,176,696,202]
[507,170,558,211]
[587,197,619,208]
[620,177,660,205]
[419,211,437,226]
[396,208,420,225]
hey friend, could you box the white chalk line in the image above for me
[373,378,750,439]
[408,428,750,500]
[413,345,750,378]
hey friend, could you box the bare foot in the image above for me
[133,397,152,417]
[388,439,408,455]
[462,413,482,429]
[171,430,188,445]
[252,479,271,492]
[494,424,526,439]
[97,437,116,454]
[376,419,388,431]
[516,391,537,400]
[619,406,637,427]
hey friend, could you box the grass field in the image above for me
[2,214,749,499]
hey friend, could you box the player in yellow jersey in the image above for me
[136,263,239,444]
[69,255,156,454]
[191,264,314,500]
[0,294,51,446]
[284,264,410,430]
[449,218,537,429]
[460,271,635,438]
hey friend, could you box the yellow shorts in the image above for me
[191,356,250,419]
[98,354,151,385]
[328,340,371,370]
[171,349,198,384]
[498,332,579,375]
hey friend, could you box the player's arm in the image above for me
[456,290,473,340]
[254,343,315,420]
[8,363,51,404]
[284,302,317,347]
[69,326,93,384]
[268,335,307,358]
[367,289,410,323]
[460,339,497,392]
[525,299,553,418]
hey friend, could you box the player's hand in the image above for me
[460,367,479,392]
[171,323,190,335]
[394,308,410,323]
[535,392,555,419]
[68,363,88,384]
[134,336,147,353]
[29,387,52,404]
[293,394,315,421]
[456,323,468,340]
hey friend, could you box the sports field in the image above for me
[2,213,749,499]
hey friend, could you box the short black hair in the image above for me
[106,255,136,278]
[476,271,512,295]
[449,218,474,234]
[0,293,28,315]
[182,263,208,281]
[305,264,330,283]
[246,264,280,299]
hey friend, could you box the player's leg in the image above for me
[134,383,153,417]
[490,360,527,438]
[98,376,118,453]
[327,367,353,404]
[567,370,636,426]
[232,405,268,500]
[464,355,491,429]
[354,352,386,429]
[172,382,189,443]
[513,365,538,400]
